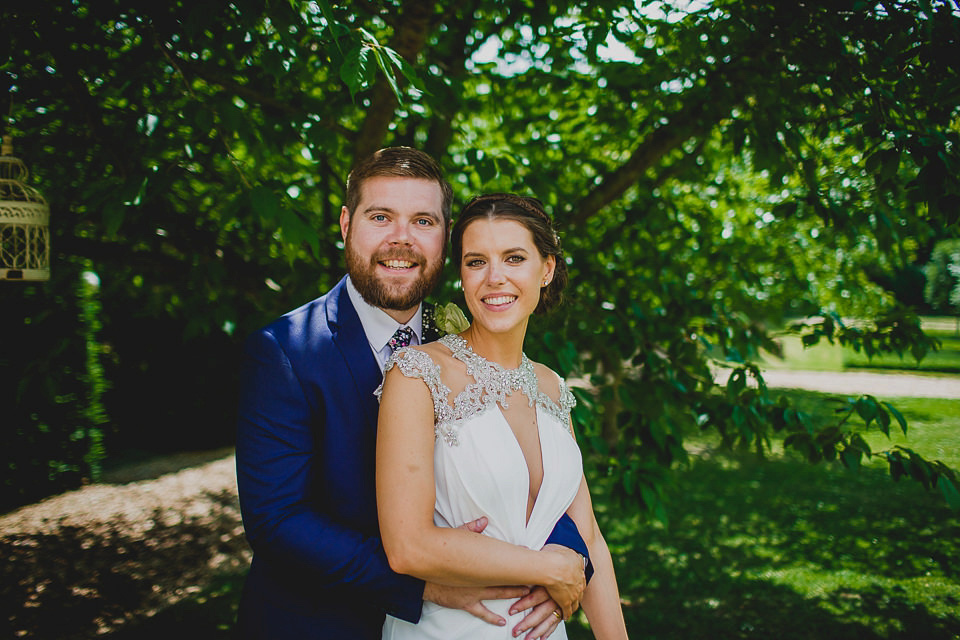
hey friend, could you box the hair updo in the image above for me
[451,193,568,314]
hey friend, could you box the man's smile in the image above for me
[380,259,417,270]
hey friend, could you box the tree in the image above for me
[924,238,960,332]
[2,0,958,512]
[924,238,960,313]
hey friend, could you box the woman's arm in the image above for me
[376,365,585,617]
[565,475,629,639]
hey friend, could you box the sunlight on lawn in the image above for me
[574,389,960,640]
[761,317,960,375]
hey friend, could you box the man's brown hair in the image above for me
[345,147,454,226]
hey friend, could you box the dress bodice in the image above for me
[379,335,583,640]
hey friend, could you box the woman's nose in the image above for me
[486,262,506,284]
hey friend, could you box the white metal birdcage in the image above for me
[1,134,50,281]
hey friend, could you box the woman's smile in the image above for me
[459,218,555,337]
[481,294,518,308]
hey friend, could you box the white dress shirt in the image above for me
[346,276,423,373]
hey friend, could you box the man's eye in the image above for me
[373,214,388,222]
[416,218,434,226]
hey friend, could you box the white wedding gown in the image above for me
[380,334,583,640]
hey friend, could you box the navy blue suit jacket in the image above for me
[236,277,589,639]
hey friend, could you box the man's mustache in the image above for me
[371,249,425,266]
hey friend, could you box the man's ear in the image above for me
[339,206,350,242]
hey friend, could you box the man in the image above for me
[235,147,589,639]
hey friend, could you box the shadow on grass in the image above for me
[102,572,245,640]
[94,452,958,640]
[0,491,248,640]
[78,403,959,640]
[566,452,959,639]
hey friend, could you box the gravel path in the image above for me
[743,369,960,399]
[0,451,249,639]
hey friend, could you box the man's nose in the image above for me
[387,222,412,245]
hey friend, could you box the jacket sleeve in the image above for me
[545,513,595,583]
[235,327,425,623]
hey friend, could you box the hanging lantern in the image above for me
[1,134,51,281]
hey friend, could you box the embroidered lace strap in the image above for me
[532,375,577,437]
[378,347,453,433]
[557,378,576,413]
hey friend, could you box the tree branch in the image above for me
[352,0,438,163]
[569,106,715,226]
[569,55,771,224]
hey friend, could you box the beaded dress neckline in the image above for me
[380,334,577,446]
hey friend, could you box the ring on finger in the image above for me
[552,610,563,620]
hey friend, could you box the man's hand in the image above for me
[423,583,530,627]
[420,516,529,627]
[509,586,564,640]
[459,516,489,534]
[539,543,586,620]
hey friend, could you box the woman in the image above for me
[376,194,628,639]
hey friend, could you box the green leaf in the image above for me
[371,46,402,104]
[850,433,872,457]
[840,448,861,471]
[589,436,609,456]
[476,157,498,185]
[341,43,374,100]
[854,396,878,425]
[102,202,125,237]
[727,369,746,398]
[773,200,798,218]
[876,407,891,437]
[887,452,905,482]
[317,0,344,53]
[640,483,658,510]
[623,466,636,495]
[250,185,281,222]
[938,476,960,511]
[383,46,427,94]
[883,402,909,435]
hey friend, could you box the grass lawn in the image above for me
[566,392,960,640]
[105,392,960,640]
[761,316,960,375]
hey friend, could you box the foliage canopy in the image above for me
[2,0,959,513]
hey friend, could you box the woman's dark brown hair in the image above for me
[452,193,568,314]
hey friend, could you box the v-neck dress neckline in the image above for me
[379,337,584,639]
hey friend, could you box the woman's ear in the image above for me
[542,254,556,286]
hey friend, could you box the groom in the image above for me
[235,147,589,639]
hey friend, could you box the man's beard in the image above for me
[345,242,444,311]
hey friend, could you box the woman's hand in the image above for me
[539,544,586,620]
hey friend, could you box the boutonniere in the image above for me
[425,301,470,338]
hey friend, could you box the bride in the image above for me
[376,193,628,639]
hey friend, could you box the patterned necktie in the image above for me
[388,326,415,353]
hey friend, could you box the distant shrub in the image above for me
[923,239,960,315]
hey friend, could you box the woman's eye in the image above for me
[466,259,485,268]
[507,255,525,263]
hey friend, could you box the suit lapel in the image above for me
[326,278,383,429]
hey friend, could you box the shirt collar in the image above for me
[346,275,423,353]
